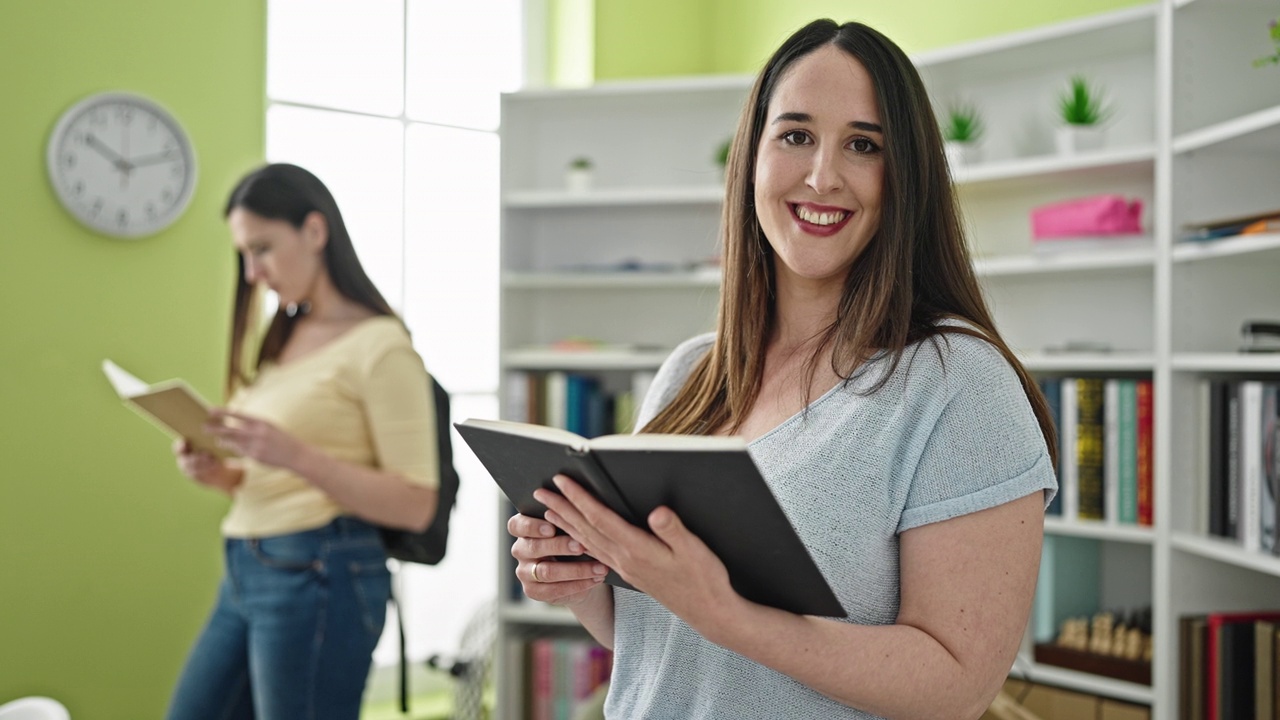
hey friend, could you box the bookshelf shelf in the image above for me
[502,348,672,371]
[1171,232,1280,263]
[1172,102,1280,155]
[1018,657,1155,705]
[1020,353,1156,373]
[1044,518,1156,544]
[954,146,1156,187]
[1171,532,1280,579]
[504,184,724,208]
[503,270,721,289]
[499,602,582,627]
[1169,353,1280,373]
[974,247,1155,277]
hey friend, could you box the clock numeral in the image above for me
[90,198,104,216]
[162,188,173,202]
[170,164,183,178]
[73,181,85,196]
[146,202,157,218]
[117,210,129,229]
[115,106,133,124]
[63,153,76,169]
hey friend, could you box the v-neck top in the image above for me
[606,328,1057,719]
[221,316,438,538]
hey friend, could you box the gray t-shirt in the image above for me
[605,329,1057,720]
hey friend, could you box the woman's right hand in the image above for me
[509,512,609,606]
[172,439,243,494]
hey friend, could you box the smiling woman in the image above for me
[505,18,1059,720]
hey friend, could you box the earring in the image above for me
[285,301,311,318]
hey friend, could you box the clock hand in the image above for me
[85,134,135,172]
[128,149,180,168]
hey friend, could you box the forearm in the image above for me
[703,600,1003,720]
[291,447,438,530]
[568,583,616,649]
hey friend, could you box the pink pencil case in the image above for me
[1030,194,1144,239]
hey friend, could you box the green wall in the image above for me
[0,1,264,717]
[591,0,1150,79]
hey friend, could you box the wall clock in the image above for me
[46,91,197,239]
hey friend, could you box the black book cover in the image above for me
[1209,381,1227,538]
[456,418,846,617]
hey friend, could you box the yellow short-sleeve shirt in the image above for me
[220,316,438,538]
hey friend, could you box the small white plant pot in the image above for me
[1055,125,1105,155]
[565,167,593,192]
[944,141,982,168]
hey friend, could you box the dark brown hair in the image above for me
[223,163,396,396]
[642,20,1057,469]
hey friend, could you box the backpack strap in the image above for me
[391,581,409,713]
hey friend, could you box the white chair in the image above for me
[0,697,70,720]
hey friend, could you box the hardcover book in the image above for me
[455,418,846,617]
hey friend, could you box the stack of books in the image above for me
[1179,210,1280,243]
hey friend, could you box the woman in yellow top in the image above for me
[165,163,439,720]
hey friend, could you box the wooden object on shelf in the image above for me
[1034,643,1152,686]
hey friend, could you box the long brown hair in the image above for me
[223,163,397,397]
[642,20,1057,469]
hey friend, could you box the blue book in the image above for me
[1040,378,1063,516]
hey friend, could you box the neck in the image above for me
[770,273,844,352]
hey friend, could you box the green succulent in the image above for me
[942,102,984,143]
[1058,75,1113,126]
[568,156,593,170]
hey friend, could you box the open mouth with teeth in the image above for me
[790,203,852,234]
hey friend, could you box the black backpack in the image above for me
[378,376,460,565]
[379,375,460,713]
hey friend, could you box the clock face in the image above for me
[46,92,197,239]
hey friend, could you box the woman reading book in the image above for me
[508,20,1059,720]
[166,163,439,720]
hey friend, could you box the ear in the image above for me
[301,211,329,254]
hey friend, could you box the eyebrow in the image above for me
[772,112,883,134]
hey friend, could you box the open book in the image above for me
[455,418,845,617]
[102,359,233,458]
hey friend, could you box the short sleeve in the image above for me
[897,339,1057,532]
[362,346,439,488]
[635,333,715,430]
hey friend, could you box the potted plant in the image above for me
[565,156,594,192]
[941,101,985,167]
[1055,75,1113,154]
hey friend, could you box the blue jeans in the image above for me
[166,517,391,720]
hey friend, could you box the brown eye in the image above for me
[850,137,879,154]
[781,130,810,146]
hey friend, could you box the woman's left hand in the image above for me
[534,474,741,637]
[205,409,307,471]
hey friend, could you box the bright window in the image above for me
[265,0,521,675]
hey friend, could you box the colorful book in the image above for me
[1077,378,1106,520]
[1136,380,1154,527]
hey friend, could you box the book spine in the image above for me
[1077,378,1106,521]
[1196,380,1212,537]
[1242,381,1264,552]
[1118,379,1139,525]
[1261,383,1279,555]
[1137,379,1154,527]
[1061,378,1080,521]
[1228,382,1242,539]
[1105,379,1120,524]
[1210,381,1229,537]
[1042,377,1064,516]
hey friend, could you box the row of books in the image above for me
[1180,611,1280,720]
[1199,381,1280,553]
[514,637,612,720]
[505,370,657,438]
[1040,377,1154,526]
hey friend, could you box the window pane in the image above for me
[405,0,523,130]
[267,0,404,116]
[403,124,500,393]
[266,105,406,310]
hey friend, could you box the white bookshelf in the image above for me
[493,3,1280,717]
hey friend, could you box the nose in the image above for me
[806,144,844,195]
[243,256,263,284]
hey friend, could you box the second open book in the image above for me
[455,418,845,617]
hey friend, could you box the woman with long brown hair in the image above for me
[166,163,438,720]
[508,19,1057,720]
